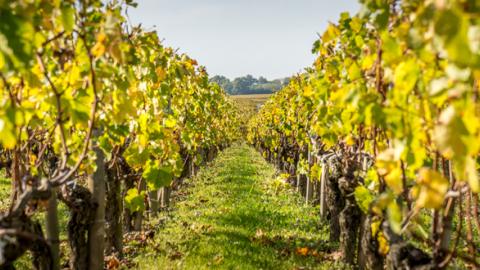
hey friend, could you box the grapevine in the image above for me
[0,0,239,268]
[248,0,480,268]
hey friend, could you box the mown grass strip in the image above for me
[133,143,347,270]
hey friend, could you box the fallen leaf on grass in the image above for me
[295,247,309,256]
[105,255,120,270]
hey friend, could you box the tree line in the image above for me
[210,74,289,95]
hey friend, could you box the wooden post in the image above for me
[149,190,159,215]
[277,147,281,168]
[305,149,313,203]
[320,162,328,218]
[191,154,196,177]
[160,186,171,208]
[88,141,106,270]
[45,189,60,270]
[296,160,301,193]
[133,178,146,231]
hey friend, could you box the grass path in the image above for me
[133,144,345,270]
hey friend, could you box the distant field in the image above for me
[231,93,271,101]
[231,93,271,111]
[231,93,271,99]
[231,94,271,130]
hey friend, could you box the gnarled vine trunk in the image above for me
[0,213,53,270]
[384,221,433,270]
[105,156,124,257]
[326,161,343,242]
[59,185,97,270]
[338,178,361,264]
[337,162,362,265]
[357,214,383,270]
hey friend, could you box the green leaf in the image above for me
[125,188,145,213]
[60,3,75,33]
[373,8,390,30]
[124,144,150,168]
[387,201,402,234]
[0,8,35,69]
[435,9,460,43]
[433,105,469,159]
[354,186,374,214]
[435,9,480,67]
[348,62,361,81]
[394,59,420,94]
[349,17,362,33]
[381,32,402,65]
[125,0,138,8]
[143,160,174,190]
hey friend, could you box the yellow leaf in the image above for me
[29,154,36,164]
[414,168,449,210]
[462,156,479,193]
[156,67,167,81]
[376,149,396,176]
[345,134,355,146]
[371,220,389,255]
[384,168,403,195]
[433,105,468,159]
[303,85,313,97]
[91,42,105,58]
[376,149,403,194]
[322,23,340,44]
[97,32,107,42]
[296,247,309,256]
[0,117,17,149]
[109,42,123,63]
[0,53,4,69]
[138,134,148,148]
[377,232,389,255]
[164,117,177,129]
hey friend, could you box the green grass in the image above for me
[0,173,11,212]
[133,143,346,269]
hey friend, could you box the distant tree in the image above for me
[211,74,290,95]
[210,75,233,93]
[258,76,268,84]
[232,75,257,93]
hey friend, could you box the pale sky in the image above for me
[128,0,360,79]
